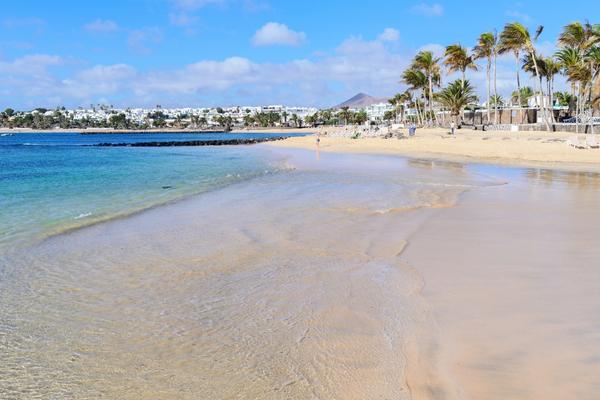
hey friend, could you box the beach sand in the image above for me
[2,147,600,399]
[402,166,600,399]
[268,127,600,172]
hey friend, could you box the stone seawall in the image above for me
[93,137,287,147]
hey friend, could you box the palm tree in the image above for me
[556,46,591,132]
[489,94,504,107]
[397,91,412,123]
[412,51,442,125]
[558,22,600,121]
[512,86,534,107]
[436,79,478,126]
[558,22,595,50]
[338,106,351,126]
[500,22,550,130]
[444,44,478,83]
[388,95,400,123]
[522,52,546,101]
[402,68,428,125]
[290,113,300,128]
[474,32,497,123]
[522,53,561,123]
[587,47,600,118]
[543,57,562,123]
[499,24,525,117]
[388,91,411,123]
[243,114,255,127]
[555,91,576,114]
[281,111,288,126]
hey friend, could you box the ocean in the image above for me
[0,132,302,250]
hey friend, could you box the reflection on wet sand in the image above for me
[523,168,600,188]
[407,158,467,172]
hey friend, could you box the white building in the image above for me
[364,102,393,121]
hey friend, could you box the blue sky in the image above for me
[0,0,596,109]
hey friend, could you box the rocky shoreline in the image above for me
[93,136,287,147]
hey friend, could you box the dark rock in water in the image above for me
[93,136,287,147]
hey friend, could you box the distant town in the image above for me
[0,87,579,132]
[0,94,389,131]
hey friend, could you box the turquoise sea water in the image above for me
[0,132,302,250]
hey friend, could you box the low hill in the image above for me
[334,93,388,109]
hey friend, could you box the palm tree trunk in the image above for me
[494,50,498,125]
[530,52,550,131]
[576,82,580,134]
[546,76,556,126]
[587,81,593,134]
[414,96,422,125]
[515,52,523,123]
[428,76,437,126]
[486,58,491,124]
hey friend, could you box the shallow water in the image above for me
[0,146,500,399]
[2,145,600,399]
[0,132,301,249]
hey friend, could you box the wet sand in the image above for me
[402,164,600,399]
[2,148,600,399]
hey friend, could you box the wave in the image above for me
[74,212,93,220]
[34,166,290,246]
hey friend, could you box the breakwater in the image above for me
[93,136,286,147]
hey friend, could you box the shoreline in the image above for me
[4,145,600,398]
[0,127,314,134]
[267,128,600,173]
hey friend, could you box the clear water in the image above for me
[4,140,600,399]
[0,132,303,249]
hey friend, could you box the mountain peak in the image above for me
[334,93,387,109]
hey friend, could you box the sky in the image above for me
[0,0,597,109]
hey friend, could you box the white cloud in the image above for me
[127,28,163,54]
[243,0,270,12]
[252,22,306,47]
[1,32,571,109]
[169,12,198,27]
[84,19,119,33]
[61,64,137,98]
[0,34,409,108]
[411,3,444,17]
[0,54,62,75]
[0,54,64,101]
[76,64,137,82]
[1,17,45,30]
[135,57,255,94]
[172,0,225,10]
[505,9,532,22]
[377,28,400,42]
[536,41,557,57]
[418,43,445,57]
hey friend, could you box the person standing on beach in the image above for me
[409,123,416,137]
[451,121,456,135]
[315,132,321,160]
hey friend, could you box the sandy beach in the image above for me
[2,143,600,399]
[268,127,600,172]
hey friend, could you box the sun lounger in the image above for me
[567,136,588,149]
[586,135,600,149]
